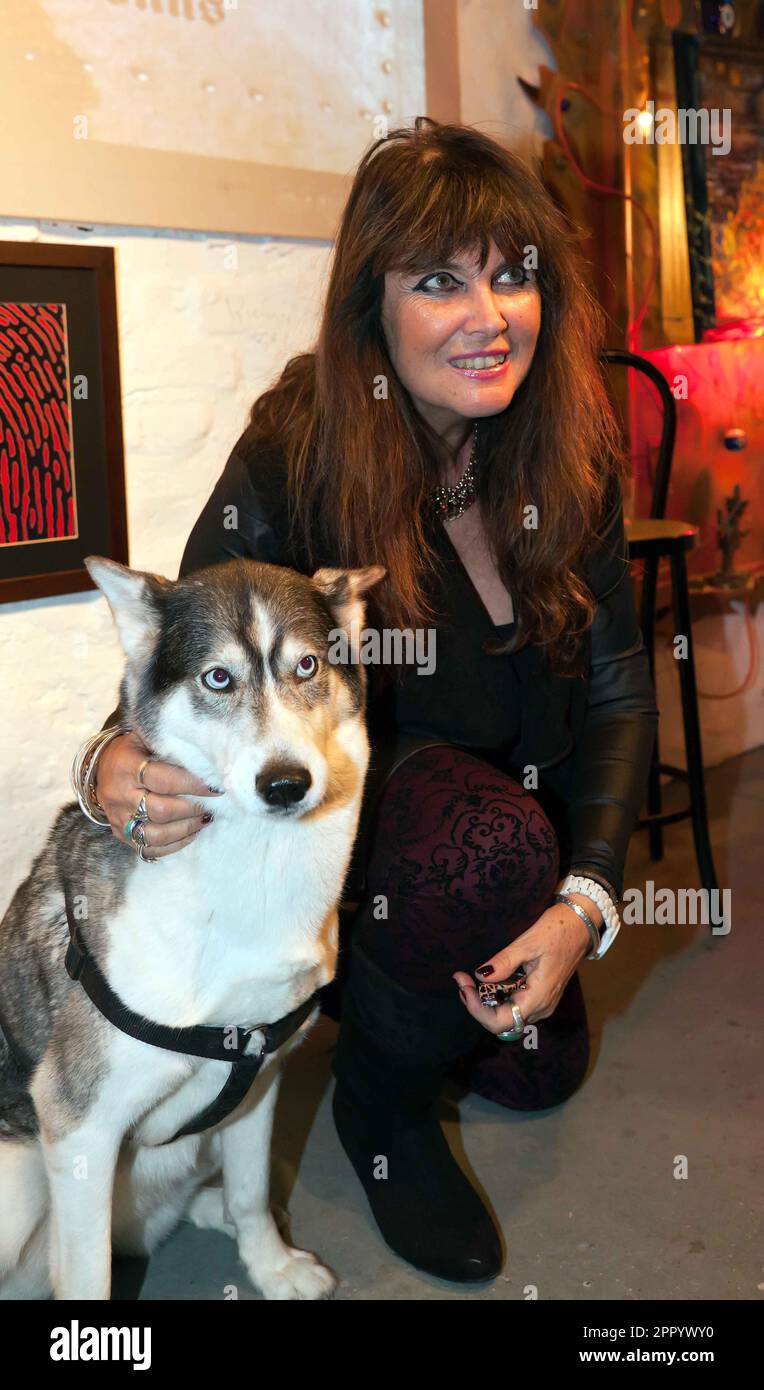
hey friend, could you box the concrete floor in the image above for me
[115,747,764,1301]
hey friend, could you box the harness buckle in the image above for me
[238,1024,268,1061]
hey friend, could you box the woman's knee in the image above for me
[366,744,559,902]
[354,744,561,991]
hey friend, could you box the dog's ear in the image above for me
[85,556,171,661]
[311,565,386,633]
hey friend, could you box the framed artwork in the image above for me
[0,242,128,602]
[673,28,764,340]
[0,0,445,240]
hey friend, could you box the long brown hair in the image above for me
[245,117,629,677]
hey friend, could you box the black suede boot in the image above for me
[331,934,504,1283]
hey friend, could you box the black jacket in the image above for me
[177,430,659,901]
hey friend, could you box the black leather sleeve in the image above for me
[561,478,659,899]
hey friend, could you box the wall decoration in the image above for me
[674,28,764,340]
[0,243,128,602]
[0,0,431,239]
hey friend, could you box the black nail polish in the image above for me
[201,812,213,824]
[207,785,222,794]
[475,964,493,977]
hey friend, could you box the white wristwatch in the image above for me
[554,872,621,960]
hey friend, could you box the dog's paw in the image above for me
[252,1248,337,1301]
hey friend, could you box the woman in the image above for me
[78,119,658,1285]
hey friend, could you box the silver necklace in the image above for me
[428,423,479,522]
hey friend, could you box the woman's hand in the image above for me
[94,730,223,859]
[453,895,600,1034]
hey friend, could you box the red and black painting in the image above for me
[0,300,78,547]
[0,244,127,602]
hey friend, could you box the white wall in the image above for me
[654,607,764,774]
[457,0,555,157]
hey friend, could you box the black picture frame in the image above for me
[673,30,716,341]
[0,242,128,602]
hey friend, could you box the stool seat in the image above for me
[626,518,699,558]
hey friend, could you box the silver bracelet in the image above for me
[70,726,128,827]
[552,893,601,958]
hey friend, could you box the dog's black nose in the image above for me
[256,764,312,809]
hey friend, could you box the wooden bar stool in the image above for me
[601,349,720,895]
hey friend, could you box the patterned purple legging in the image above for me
[350,744,590,1111]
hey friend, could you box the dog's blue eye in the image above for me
[202,667,231,691]
[296,654,318,679]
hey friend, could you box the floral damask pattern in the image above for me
[354,745,590,1111]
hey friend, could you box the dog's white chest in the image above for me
[102,812,344,1029]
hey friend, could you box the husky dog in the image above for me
[0,554,383,1301]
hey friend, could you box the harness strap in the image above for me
[62,885,319,1144]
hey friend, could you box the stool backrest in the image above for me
[600,348,677,522]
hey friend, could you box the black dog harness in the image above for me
[63,887,319,1146]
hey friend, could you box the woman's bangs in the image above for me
[379,174,536,278]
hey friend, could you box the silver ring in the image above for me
[137,757,153,788]
[138,841,156,863]
[497,1004,525,1042]
[134,794,149,820]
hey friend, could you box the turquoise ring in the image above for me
[496,1003,525,1042]
[123,816,146,846]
